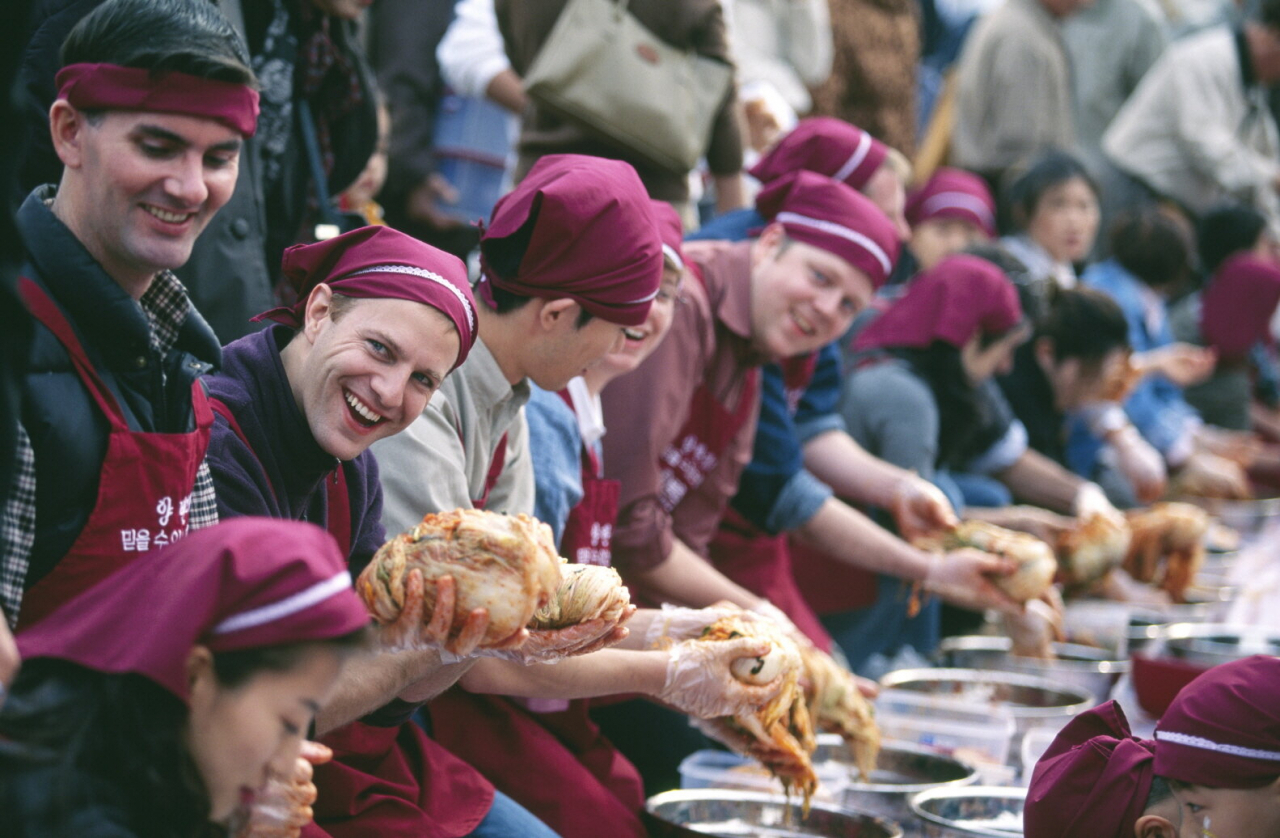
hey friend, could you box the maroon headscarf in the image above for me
[1200,253,1280,361]
[56,63,259,136]
[755,170,901,288]
[1025,701,1157,838]
[478,154,663,327]
[854,254,1022,351]
[749,117,888,191]
[905,167,997,237]
[1155,655,1280,788]
[254,226,477,370]
[17,518,369,701]
[650,199,685,273]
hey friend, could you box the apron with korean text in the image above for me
[16,277,212,627]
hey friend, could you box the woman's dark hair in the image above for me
[1198,203,1267,276]
[1110,207,1192,289]
[480,211,594,326]
[1004,151,1099,233]
[61,0,256,88]
[1038,287,1130,374]
[895,342,986,468]
[0,631,366,836]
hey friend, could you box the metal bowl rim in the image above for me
[908,785,1027,838]
[879,667,1094,716]
[812,736,981,794]
[937,635,1131,673]
[644,788,905,836]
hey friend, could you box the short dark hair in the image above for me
[1039,287,1130,372]
[212,632,369,689]
[1110,207,1192,289]
[1005,151,1099,232]
[1146,775,1175,810]
[1199,203,1267,276]
[480,211,594,327]
[61,0,256,88]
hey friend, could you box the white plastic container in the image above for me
[874,689,1017,769]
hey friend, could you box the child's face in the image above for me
[1172,781,1280,838]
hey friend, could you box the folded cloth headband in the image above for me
[56,62,260,137]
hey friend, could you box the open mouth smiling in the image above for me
[344,389,386,428]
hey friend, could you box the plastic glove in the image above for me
[477,605,637,665]
[1177,451,1252,500]
[749,599,816,650]
[658,636,785,719]
[890,475,958,541]
[1196,426,1263,467]
[988,506,1076,545]
[1001,592,1063,660]
[922,548,1022,616]
[1109,426,1167,504]
[643,602,759,648]
[1072,482,1122,524]
[235,741,332,838]
[376,571,508,657]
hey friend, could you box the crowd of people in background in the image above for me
[2,0,1280,835]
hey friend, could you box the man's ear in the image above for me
[302,283,336,344]
[1133,814,1178,838]
[537,297,579,332]
[750,222,787,268]
[49,100,91,169]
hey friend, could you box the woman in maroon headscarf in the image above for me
[0,518,370,838]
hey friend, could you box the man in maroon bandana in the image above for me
[1,0,258,630]
[1153,655,1280,838]
[1026,701,1184,838]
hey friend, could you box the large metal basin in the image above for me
[909,786,1024,837]
[810,736,978,824]
[936,636,1129,704]
[645,789,904,838]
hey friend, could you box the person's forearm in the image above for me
[626,539,761,610]
[460,649,668,698]
[713,172,746,214]
[314,648,448,735]
[994,450,1083,514]
[802,430,911,508]
[484,68,528,114]
[792,497,933,581]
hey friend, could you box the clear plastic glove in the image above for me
[750,599,815,650]
[1072,482,1122,524]
[1109,427,1167,504]
[658,636,785,719]
[891,475,958,541]
[477,605,637,665]
[987,506,1076,545]
[1195,426,1263,467]
[1002,590,1064,660]
[1177,451,1252,500]
[643,602,756,648]
[922,549,1022,616]
[235,741,332,838]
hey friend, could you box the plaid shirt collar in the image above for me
[138,270,192,358]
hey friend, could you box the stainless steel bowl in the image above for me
[645,789,904,837]
[909,786,1025,837]
[1159,622,1280,667]
[935,636,1129,704]
[1198,497,1280,538]
[878,668,1092,729]
[810,736,978,823]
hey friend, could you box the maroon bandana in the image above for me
[749,117,888,190]
[1200,253,1280,362]
[755,170,901,288]
[478,154,663,327]
[56,62,259,137]
[650,199,685,272]
[1155,654,1280,788]
[17,518,369,701]
[905,167,996,237]
[854,253,1022,350]
[1025,701,1157,838]
[254,226,477,370]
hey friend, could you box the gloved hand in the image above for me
[1072,482,1122,524]
[922,549,1022,616]
[1109,426,1167,504]
[1178,451,1252,500]
[890,475,958,541]
[750,600,815,650]
[657,636,785,719]
[235,741,332,838]
[477,605,637,665]
[377,571,509,658]
[643,602,757,648]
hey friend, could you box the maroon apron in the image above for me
[706,353,833,651]
[429,418,646,837]
[310,433,510,838]
[16,277,213,626]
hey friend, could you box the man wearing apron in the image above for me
[1,0,260,629]
[375,158,781,835]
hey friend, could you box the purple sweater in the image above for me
[205,326,386,575]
